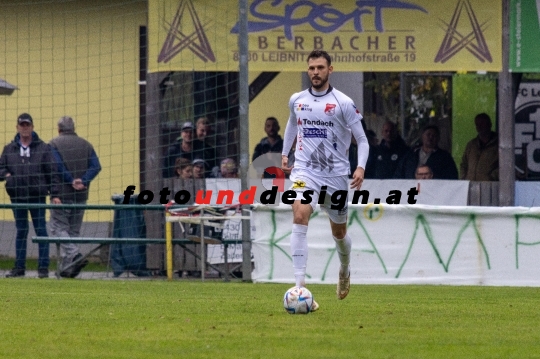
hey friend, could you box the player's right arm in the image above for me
[281,95,299,174]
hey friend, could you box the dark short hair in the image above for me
[175,157,192,171]
[422,125,440,137]
[475,113,491,123]
[266,117,279,125]
[307,50,331,66]
[416,164,433,174]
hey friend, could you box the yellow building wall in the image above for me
[0,0,301,223]
[0,1,146,221]
[248,72,302,159]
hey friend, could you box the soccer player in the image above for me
[281,50,369,311]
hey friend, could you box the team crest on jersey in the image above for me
[292,180,306,189]
[324,104,336,116]
[295,103,312,112]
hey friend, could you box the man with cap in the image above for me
[163,121,216,178]
[0,113,60,278]
[192,159,208,179]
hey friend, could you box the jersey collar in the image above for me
[309,85,333,97]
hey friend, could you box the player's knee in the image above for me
[331,223,347,239]
[332,228,347,239]
[293,212,309,225]
[292,202,312,225]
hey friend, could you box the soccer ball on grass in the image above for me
[283,286,314,314]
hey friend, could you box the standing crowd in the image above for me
[0,113,101,278]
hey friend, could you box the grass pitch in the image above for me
[1,280,540,359]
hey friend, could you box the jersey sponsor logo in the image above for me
[292,180,306,189]
[295,103,312,112]
[304,127,327,138]
[324,103,336,116]
[302,118,334,126]
[353,105,361,114]
[297,117,302,125]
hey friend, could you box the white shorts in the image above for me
[289,168,349,224]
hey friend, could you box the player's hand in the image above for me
[350,167,365,190]
[281,155,293,175]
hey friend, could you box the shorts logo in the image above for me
[304,127,327,138]
[324,104,336,116]
[292,180,306,189]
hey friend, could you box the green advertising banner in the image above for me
[511,0,540,72]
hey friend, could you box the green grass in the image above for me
[1,280,540,359]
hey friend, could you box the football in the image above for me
[283,286,314,314]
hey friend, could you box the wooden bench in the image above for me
[32,236,242,280]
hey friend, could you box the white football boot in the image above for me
[337,271,350,300]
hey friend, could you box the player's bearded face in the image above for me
[308,57,333,90]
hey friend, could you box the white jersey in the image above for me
[284,86,363,176]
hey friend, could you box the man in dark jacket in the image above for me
[395,125,458,180]
[372,121,410,179]
[163,121,216,178]
[0,113,59,278]
[49,116,101,278]
[460,113,499,181]
[252,117,283,161]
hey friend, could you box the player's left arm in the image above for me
[346,103,369,190]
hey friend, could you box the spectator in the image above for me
[195,117,211,143]
[175,157,193,179]
[460,113,499,181]
[415,164,433,179]
[164,121,216,178]
[0,113,59,278]
[49,116,102,278]
[213,157,239,178]
[173,158,198,278]
[252,117,283,161]
[195,116,219,165]
[395,125,458,179]
[192,159,207,179]
[372,121,409,179]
